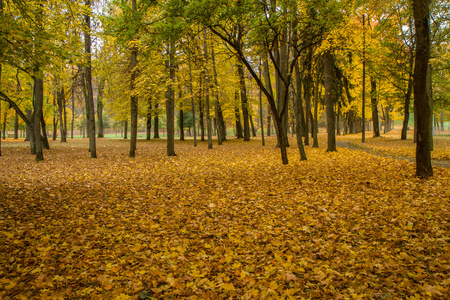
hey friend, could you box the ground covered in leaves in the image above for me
[1,136,449,299]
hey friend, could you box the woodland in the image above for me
[1,0,450,299]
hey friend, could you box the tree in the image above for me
[324,51,337,152]
[84,0,97,158]
[413,0,432,178]
[129,0,138,158]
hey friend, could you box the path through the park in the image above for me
[336,141,450,168]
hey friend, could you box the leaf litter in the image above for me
[0,137,449,299]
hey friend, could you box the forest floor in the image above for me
[0,135,449,299]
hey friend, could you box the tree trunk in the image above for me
[154,103,160,138]
[324,51,336,152]
[188,46,197,147]
[250,115,256,137]
[0,63,2,155]
[413,0,432,178]
[237,61,250,141]
[84,0,96,158]
[235,91,243,138]
[57,86,67,142]
[294,62,307,161]
[199,74,205,141]
[25,109,31,142]
[34,76,44,161]
[259,58,265,146]
[71,69,75,139]
[146,100,152,140]
[336,106,341,136]
[203,30,213,149]
[263,57,273,138]
[14,111,19,139]
[401,76,413,140]
[371,77,380,137]
[179,109,184,141]
[97,79,105,138]
[166,39,176,156]
[129,0,138,158]
[40,110,50,150]
[52,90,58,140]
[313,58,320,148]
[211,46,225,144]
[362,14,366,143]
[303,48,313,145]
[427,64,433,151]
[124,120,128,139]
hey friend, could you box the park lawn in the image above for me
[337,130,450,160]
[0,137,449,299]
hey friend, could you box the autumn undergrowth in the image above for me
[1,137,449,299]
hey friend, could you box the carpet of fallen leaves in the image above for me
[1,136,449,299]
[337,130,450,161]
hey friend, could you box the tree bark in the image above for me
[313,58,320,148]
[57,86,67,142]
[179,109,184,141]
[211,46,225,144]
[203,30,213,149]
[234,91,243,138]
[259,58,265,146]
[371,77,380,137]
[14,111,19,139]
[34,76,44,161]
[154,103,160,138]
[129,0,138,158]
[188,46,197,147]
[124,120,128,139]
[237,61,250,141]
[53,89,58,140]
[362,14,366,143]
[97,80,105,138]
[146,99,152,140]
[413,0,432,178]
[84,0,96,158]
[129,0,138,157]
[0,63,2,155]
[304,48,313,145]
[324,51,336,152]
[166,39,176,156]
[401,51,414,140]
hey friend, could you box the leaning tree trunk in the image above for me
[413,0,432,178]
[401,76,413,140]
[324,51,336,152]
[57,86,67,142]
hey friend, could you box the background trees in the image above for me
[1,0,449,177]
